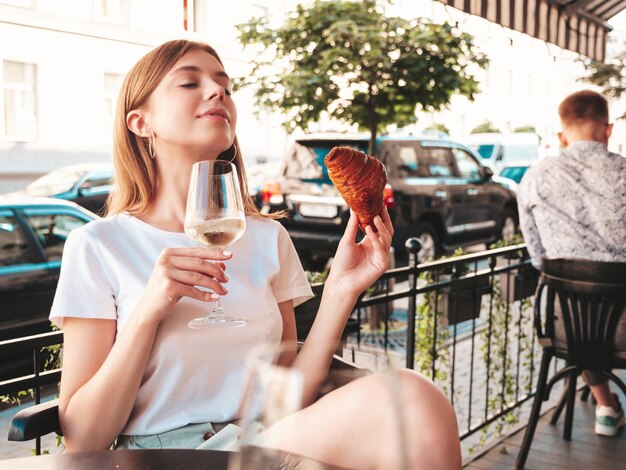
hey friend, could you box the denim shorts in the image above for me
[115,421,241,451]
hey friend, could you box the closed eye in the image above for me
[180,82,198,88]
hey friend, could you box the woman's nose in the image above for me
[203,82,225,101]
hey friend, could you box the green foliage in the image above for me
[474,278,519,448]
[304,270,329,284]
[579,39,626,119]
[490,232,524,250]
[237,0,488,153]
[0,389,34,406]
[469,236,535,454]
[414,268,451,391]
[470,120,501,134]
[425,123,450,135]
[413,246,469,392]
[513,125,536,133]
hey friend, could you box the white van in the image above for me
[462,133,542,170]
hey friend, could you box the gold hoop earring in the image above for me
[148,130,156,159]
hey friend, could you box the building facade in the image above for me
[1,0,624,193]
[0,0,305,193]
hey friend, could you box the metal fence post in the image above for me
[405,237,422,369]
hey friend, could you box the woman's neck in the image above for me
[140,193,187,233]
[138,146,221,232]
[138,160,192,232]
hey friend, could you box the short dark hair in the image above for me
[558,90,609,127]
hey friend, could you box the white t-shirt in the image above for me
[50,213,313,435]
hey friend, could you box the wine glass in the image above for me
[184,160,246,329]
[232,344,411,469]
[229,342,306,470]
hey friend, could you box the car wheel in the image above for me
[499,209,518,242]
[415,222,440,263]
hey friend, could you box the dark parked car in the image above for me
[260,133,518,267]
[20,163,114,215]
[0,196,97,379]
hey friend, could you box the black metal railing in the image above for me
[346,240,541,444]
[0,330,63,455]
[1,242,541,455]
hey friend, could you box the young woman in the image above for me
[51,40,461,469]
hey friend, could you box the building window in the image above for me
[95,0,130,25]
[2,61,37,141]
[103,73,124,140]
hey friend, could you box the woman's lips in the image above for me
[197,109,230,122]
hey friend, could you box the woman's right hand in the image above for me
[137,246,232,325]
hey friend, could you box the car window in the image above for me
[285,144,322,179]
[80,174,113,190]
[286,142,368,180]
[25,168,88,196]
[425,148,454,177]
[396,145,422,177]
[452,148,482,181]
[25,214,89,261]
[499,165,529,183]
[471,144,495,159]
[0,215,35,267]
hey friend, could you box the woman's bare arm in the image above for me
[59,314,159,451]
[292,209,394,405]
[285,289,359,406]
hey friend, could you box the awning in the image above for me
[435,1,626,62]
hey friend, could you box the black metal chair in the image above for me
[516,258,626,469]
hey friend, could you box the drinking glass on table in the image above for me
[184,160,246,329]
[229,342,310,470]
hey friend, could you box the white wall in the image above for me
[0,0,184,191]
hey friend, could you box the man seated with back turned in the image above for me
[518,89,626,437]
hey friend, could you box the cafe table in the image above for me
[2,448,344,469]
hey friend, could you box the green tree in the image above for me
[237,0,488,154]
[513,125,536,133]
[580,40,626,118]
[425,123,450,135]
[471,120,500,134]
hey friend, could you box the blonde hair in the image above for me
[107,39,279,219]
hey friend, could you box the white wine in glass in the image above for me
[184,160,246,329]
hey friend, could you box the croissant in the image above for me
[325,146,388,233]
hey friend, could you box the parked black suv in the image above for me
[259,133,518,267]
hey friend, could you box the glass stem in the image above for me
[210,299,224,316]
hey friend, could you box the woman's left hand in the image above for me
[327,206,394,297]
